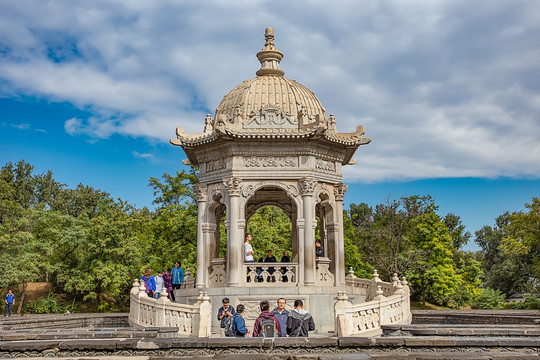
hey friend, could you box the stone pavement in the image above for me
[0,311,539,359]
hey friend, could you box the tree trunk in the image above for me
[17,282,27,315]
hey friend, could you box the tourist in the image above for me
[4,290,14,317]
[253,300,281,337]
[233,304,250,337]
[280,250,291,282]
[315,240,324,257]
[264,250,277,280]
[163,268,173,300]
[141,268,156,297]
[286,299,315,337]
[271,298,289,337]
[171,261,184,299]
[217,297,235,337]
[154,270,164,299]
[244,233,254,262]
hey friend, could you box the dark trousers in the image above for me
[171,284,181,302]
[4,303,13,316]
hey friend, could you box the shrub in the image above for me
[471,288,505,309]
[28,292,65,314]
[509,295,540,310]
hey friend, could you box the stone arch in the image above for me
[242,182,300,262]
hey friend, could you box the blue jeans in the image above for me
[154,292,161,299]
[4,304,13,316]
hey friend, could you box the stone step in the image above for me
[0,327,180,340]
[412,310,540,325]
[383,324,540,337]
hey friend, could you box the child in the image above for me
[155,270,165,299]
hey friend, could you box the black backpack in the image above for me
[258,316,277,337]
[224,315,235,337]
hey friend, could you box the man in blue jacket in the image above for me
[271,298,289,337]
[4,290,14,317]
[233,304,250,337]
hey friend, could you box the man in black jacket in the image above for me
[286,299,315,337]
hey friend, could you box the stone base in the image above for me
[175,286,366,336]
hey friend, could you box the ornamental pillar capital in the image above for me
[223,177,243,197]
[194,184,208,202]
[298,177,318,196]
[333,182,348,201]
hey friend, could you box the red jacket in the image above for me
[252,311,282,337]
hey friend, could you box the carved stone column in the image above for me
[223,177,243,287]
[299,177,317,286]
[194,184,208,289]
[334,182,348,286]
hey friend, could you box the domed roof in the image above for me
[170,27,370,166]
[214,27,326,132]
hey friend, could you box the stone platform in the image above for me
[1,311,539,359]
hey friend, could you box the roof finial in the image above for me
[256,27,284,77]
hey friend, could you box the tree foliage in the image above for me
[1,159,537,312]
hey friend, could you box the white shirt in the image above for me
[244,242,254,262]
[155,275,164,293]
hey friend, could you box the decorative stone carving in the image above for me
[315,158,336,172]
[223,177,242,197]
[206,158,226,173]
[299,177,318,196]
[208,259,226,288]
[241,182,298,199]
[211,183,223,199]
[334,182,348,201]
[244,156,297,168]
[244,105,298,129]
[203,114,213,134]
[194,184,207,202]
[246,202,293,219]
[316,257,335,286]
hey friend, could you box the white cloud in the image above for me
[1,0,539,182]
[10,123,30,130]
[132,151,153,159]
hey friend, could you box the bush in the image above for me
[28,292,68,314]
[508,295,540,310]
[471,288,505,309]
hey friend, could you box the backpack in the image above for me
[258,316,277,337]
[224,315,235,337]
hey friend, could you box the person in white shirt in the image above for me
[154,271,165,299]
[244,233,254,262]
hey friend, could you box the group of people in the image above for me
[140,261,185,301]
[217,297,315,337]
[244,233,325,282]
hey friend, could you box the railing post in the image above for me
[197,291,212,337]
[334,291,352,337]
[129,279,141,325]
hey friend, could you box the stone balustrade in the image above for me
[129,279,212,337]
[336,270,412,336]
[242,262,299,286]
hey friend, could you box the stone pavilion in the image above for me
[170,27,372,334]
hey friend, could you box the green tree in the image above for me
[475,213,534,295]
[405,211,461,307]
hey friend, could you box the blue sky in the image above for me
[1,1,539,251]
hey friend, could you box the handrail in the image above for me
[129,279,212,337]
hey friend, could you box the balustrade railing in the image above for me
[129,279,212,337]
[336,269,412,336]
[243,262,298,286]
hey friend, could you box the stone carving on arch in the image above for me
[211,183,225,202]
[241,181,299,201]
[315,183,331,204]
[246,201,293,220]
